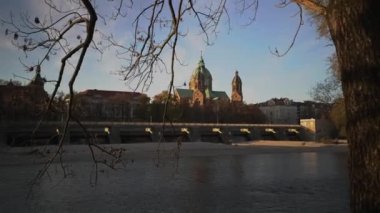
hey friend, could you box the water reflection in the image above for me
[185,151,349,212]
[193,158,212,184]
[301,152,318,175]
[0,147,349,212]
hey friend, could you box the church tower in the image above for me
[231,71,243,102]
[29,65,45,88]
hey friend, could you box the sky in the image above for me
[0,0,334,104]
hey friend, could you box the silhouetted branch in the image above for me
[237,0,259,26]
[270,3,303,57]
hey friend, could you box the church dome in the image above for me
[190,56,212,91]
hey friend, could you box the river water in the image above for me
[0,143,349,212]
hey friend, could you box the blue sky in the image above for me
[0,0,334,104]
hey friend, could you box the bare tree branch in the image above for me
[270,3,304,57]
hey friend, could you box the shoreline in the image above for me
[232,140,348,147]
[0,140,348,159]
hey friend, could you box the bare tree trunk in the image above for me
[327,0,380,211]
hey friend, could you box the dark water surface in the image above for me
[0,143,349,212]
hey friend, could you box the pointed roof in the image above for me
[198,56,205,67]
[175,88,193,98]
[29,65,45,87]
[211,90,230,100]
[232,70,242,84]
[78,89,145,99]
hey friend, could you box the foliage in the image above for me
[310,70,342,103]
[152,90,176,104]
[310,52,345,138]
[0,79,22,86]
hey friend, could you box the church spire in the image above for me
[231,70,243,102]
[198,54,205,67]
[30,65,45,87]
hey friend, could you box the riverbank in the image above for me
[233,140,348,147]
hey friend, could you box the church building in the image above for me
[174,56,243,105]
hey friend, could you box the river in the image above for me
[0,142,349,212]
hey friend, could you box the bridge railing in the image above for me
[2,121,301,128]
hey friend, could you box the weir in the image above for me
[1,121,315,146]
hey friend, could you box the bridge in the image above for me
[1,121,315,146]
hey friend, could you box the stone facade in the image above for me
[76,89,149,121]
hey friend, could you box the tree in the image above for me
[1,0,126,182]
[293,0,380,211]
[0,79,22,86]
[310,54,346,138]
[310,56,342,103]
[329,2,380,210]
[3,0,380,210]
[152,91,175,104]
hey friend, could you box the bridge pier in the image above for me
[108,126,121,144]
[250,128,261,140]
[275,128,287,140]
[149,126,159,142]
[188,127,200,142]
[63,130,71,144]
